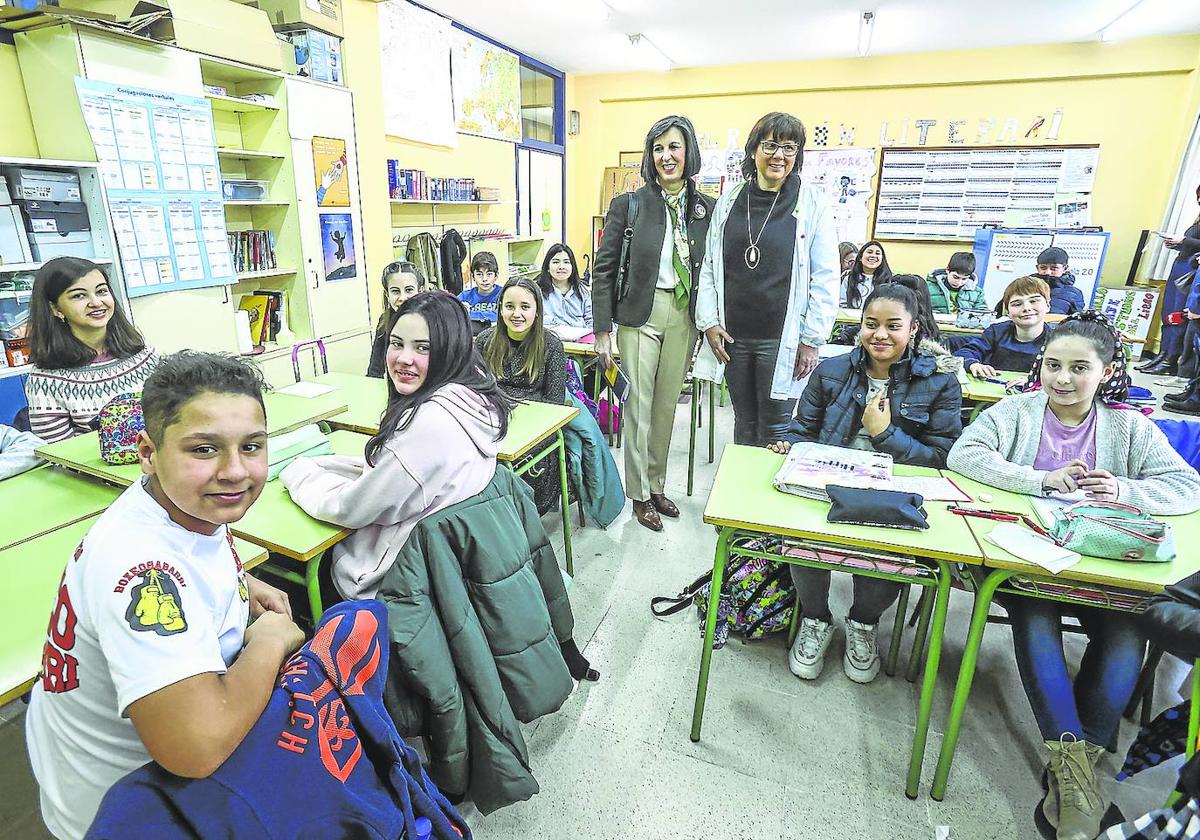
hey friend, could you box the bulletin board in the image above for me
[872,144,1100,243]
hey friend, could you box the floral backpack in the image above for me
[651,538,797,649]
[97,392,144,465]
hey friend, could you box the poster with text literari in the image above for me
[312,136,349,208]
[319,214,356,283]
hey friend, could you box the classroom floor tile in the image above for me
[1,389,1191,840]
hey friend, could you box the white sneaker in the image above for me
[788,617,835,680]
[844,619,881,684]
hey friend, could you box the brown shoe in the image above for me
[633,499,663,531]
[649,493,680,518]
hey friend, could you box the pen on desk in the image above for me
[947,507,1019,522]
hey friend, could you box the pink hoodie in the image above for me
[281,382,501,599]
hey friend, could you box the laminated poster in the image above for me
[312,137,350,208]
[75,78,235,297]
[319,214,357,283]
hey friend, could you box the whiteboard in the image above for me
[974,228,1109,310]
[873,145,1099,242]
[802,148,876,244]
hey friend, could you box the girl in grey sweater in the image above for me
[948,313,1200,840]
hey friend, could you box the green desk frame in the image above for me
[927,474,1200,801]
[691,447,988,799]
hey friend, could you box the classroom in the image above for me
[4,1,1200,838]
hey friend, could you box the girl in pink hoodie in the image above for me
[282,291,514,600]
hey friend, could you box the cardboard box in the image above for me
[279,27,341,85]
[4,337,30,368]
[74,0,283,71]
[255,0,340,37]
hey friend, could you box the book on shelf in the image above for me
[254,290,284,342]
[386,161,479,201]
[237,295,271,345]
[228,230,277,274]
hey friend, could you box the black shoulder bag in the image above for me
[615,192,639,301]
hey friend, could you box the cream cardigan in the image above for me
[947,391,1200,515]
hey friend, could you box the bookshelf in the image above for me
[201,56,309,348]
[467,236,545,286]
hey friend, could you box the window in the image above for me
[520,63,557,145]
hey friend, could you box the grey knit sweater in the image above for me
[947,391,1200,515]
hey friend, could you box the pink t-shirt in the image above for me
[1033,405,1098,471]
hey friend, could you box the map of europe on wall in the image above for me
[451,29,521,143]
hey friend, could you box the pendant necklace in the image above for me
[744,186,781,270]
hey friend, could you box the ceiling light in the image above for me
[857,10,876,57]
[1099,0,1148,41]
[628,33,672,73]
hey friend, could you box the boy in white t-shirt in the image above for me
[25,351,305,840]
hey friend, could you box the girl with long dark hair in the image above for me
[25,257,157,442]
[282,290,513,600]
[538,243,592,331]
[841,240,893,309]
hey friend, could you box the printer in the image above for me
[2,168,95,262]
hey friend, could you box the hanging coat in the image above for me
[563,391,624,528]
[439,229,467,294]
[405,233,441,290]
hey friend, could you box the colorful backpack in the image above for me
[651,538,797,649]
[97,392,144,465]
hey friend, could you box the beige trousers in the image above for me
[616,288,697,501]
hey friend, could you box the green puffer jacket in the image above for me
[925,269,987,314]
[376,465,575,814]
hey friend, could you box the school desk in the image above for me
[261,386,349,435]
[316,372,582,575]
[835,308,986,336]
[692,445,987,798]
[36,430,370,621]
[926,474,1200,801]
[960,369,1026,422]
[0,516,267,707]
[0,465,120,552]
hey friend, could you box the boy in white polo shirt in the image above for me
[25,351,305,839]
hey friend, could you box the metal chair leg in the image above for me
[886,585,910,677]
[906,585,936,683]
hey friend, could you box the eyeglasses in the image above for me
[759,140,800,157]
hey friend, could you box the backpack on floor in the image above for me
[650,538,796,650]
[598,397,620,435]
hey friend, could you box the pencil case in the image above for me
[826,485,929,531]
[1047,500,1175,562]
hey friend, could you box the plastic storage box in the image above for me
[223,179,270,202]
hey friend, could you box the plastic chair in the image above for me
[291,339,328,383]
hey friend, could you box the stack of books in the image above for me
[228,230,277,274]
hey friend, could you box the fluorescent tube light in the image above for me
[858,10,876,57]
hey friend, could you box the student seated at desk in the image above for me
[1036,246,1086,316]
[25,257,159,443]
[284,290,513,600]
[840,239,892,308]
[769,284,962,684]
[538,243,593,332]
[367,260,426,379]
[25,351,303,840]
[954,275,1052,380]
[476,278,568,514]
[458,251,502,337]
[925,251,986,315]
[947,313,1200,840]
[0,422,44,479]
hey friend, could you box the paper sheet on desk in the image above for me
[985,522,1080,573]
[276,382,336,398]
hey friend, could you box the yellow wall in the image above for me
[342,0,517,324]
[0,42,38,158]
[567,35,1200,287]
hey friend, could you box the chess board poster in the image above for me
[873,145,1099,242]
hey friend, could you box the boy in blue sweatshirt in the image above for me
[1035,246,1086,315]
[458,251,501,336]
[954,275,1052,377]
